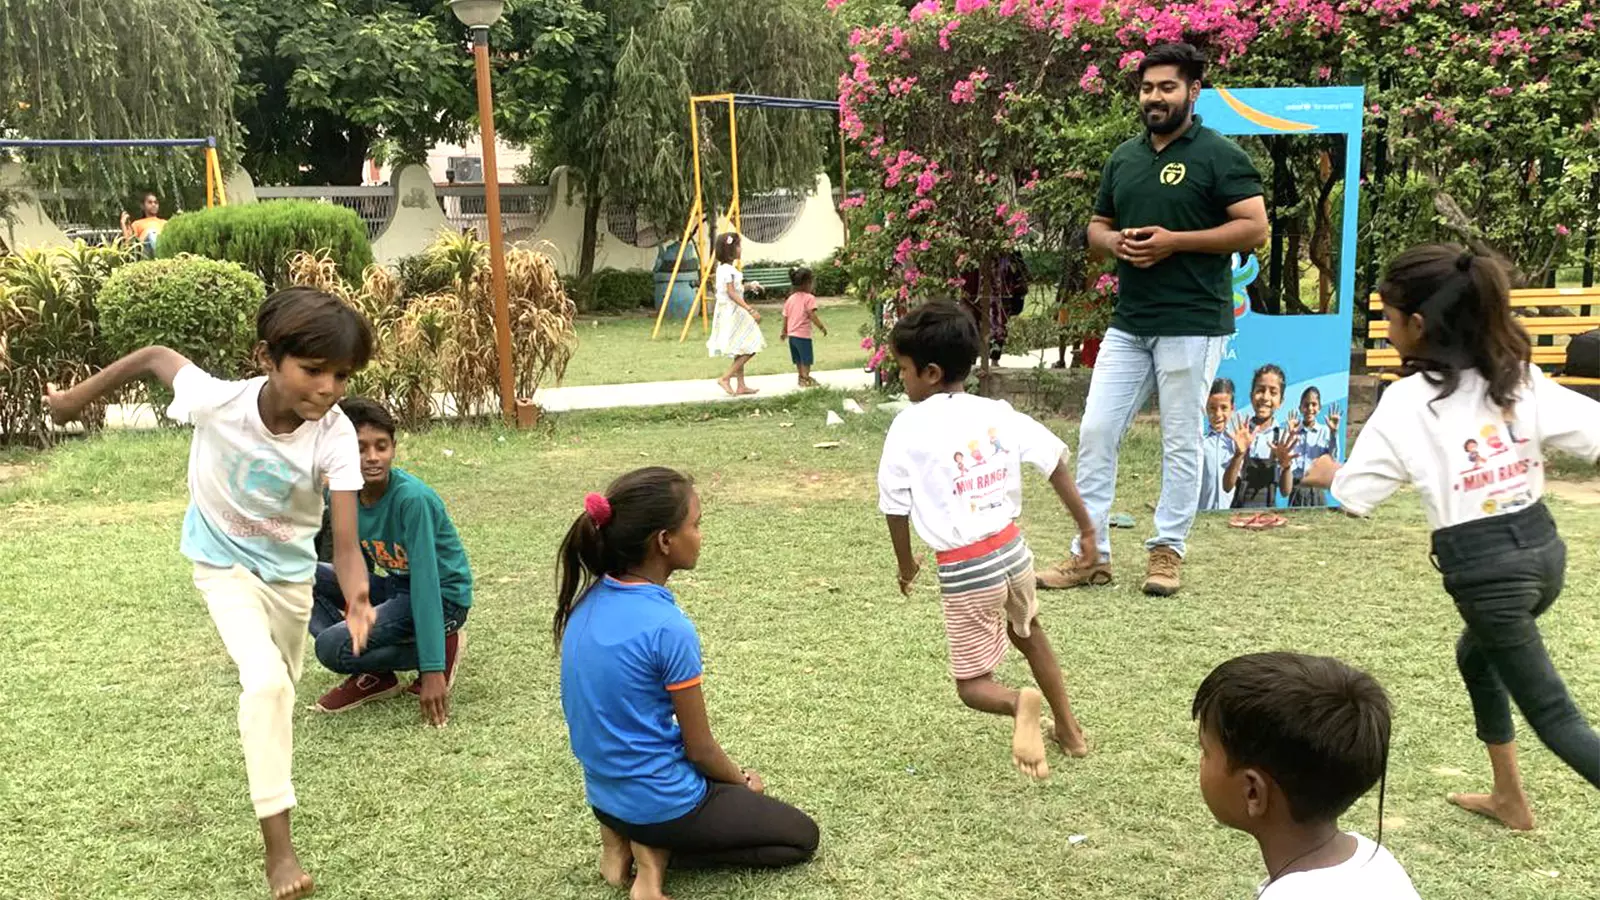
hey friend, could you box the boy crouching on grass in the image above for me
[876,300,1094,780]
[308,397,472,727]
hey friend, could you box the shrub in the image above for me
[158,200,373,290]
[573,269,654,314]
[97,256,264,411]
[0,241,139,445]
[811,255,851,297]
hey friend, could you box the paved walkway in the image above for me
[99,354,1048,428]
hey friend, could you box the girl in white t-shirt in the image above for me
[705,232,766,396]
[44,288,379,900]
[1302,244,1600,827]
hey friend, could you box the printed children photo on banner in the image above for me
[1193,86,1364,512]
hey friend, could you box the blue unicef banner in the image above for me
[1194,86,1364,511]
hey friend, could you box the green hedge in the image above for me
[157,201,373,289]
[98,256,263,388]
[743,257,851,298]
[570,268,654,313]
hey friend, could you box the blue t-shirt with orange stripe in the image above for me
[559,577,707,824]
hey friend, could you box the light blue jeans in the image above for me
[1072,327,1225,561]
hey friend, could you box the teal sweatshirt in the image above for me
[358,468,473,673]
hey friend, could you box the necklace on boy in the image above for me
[1261,831,1342,893]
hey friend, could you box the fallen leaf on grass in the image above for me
[813,441,842,450]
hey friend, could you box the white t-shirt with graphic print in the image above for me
[1333,365,1600,530]
[877,392,1069,552]
[167,365,362,582]
[1256,833,1419,900]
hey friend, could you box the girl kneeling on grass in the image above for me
[555,467,819,900]
[1302,244,1600,827]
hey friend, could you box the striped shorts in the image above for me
[935,524,1038,681]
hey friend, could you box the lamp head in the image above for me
[450,0,504,29]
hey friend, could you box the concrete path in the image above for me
[98,353,1050,428]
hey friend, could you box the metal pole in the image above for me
[471,27,518,426]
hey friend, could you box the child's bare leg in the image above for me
[733,355,759,394]
[260,812,314,900]
[600,825,634,887]
[954,676,1049,780]
[629,843,672,900]
[1009,619,1089,757]
[1448,741,1536,830]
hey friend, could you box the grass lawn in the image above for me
[561,302,871,387]
[3,392,1597,900]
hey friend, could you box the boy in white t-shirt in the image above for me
[877,300,1095,780]
[1301,244,1600,825]
[45,287,378,900]
[1194,652,1420,900]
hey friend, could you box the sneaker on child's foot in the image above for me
[315,672,402,713]
[1142,547,1183,597]
[1036,558,1113,590]
[408,629,466,695]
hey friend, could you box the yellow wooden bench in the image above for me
[1363,286,1600,387]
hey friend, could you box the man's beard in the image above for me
[1143,97,1192,136]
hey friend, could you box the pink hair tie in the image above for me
[584,492,613,528]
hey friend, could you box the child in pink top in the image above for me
[780,267,829,387]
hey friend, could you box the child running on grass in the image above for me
[779,266,828,388]
[877,300,1093,780]
[1194,652,1419,898]
[44,287,377,900]
[556,467,819,900]
[307,397,472,727]
[1302,244,1600,826]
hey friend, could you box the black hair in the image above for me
[1209,377,1235,400]
[1193,652,1391,827]
[553,467,696,646]
[1300,386,1321,404]
[257,287,374,369]
[339,396,395,439]
[715,232,742,265]
[1378,243,1530,414]
[1138,42,1207,84]
[790,266,814,290]
[1251,363,1286,393]
[888,300,981,384]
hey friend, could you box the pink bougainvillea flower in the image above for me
[955,0,990,12]
[939,19,961,50]
[1079,64,1104,94]
[1119,50,1145,72]
[1556,224,1571,237]
[1461,2,1481,15]
[839,196,866,209]
[861,336,875,350]
[909,0,941,22]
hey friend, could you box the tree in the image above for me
[0,0,238,221]
[499,0,843,280]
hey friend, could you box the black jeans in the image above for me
[1433,502,1600,788]
[594,782,819,869]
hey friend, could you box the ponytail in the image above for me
[553,467,696,647]
[1378,243,1530,414]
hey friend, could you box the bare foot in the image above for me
[266,855,315,900]
[716,378,736,397]
[599,826,633,887]
[1011,688,1050,780]
[1448,791,1536,831]
[737,387,760,396]
[629,843,672,900]
[1052,720,1090,758]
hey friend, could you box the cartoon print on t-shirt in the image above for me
[988,427,1009,456]
[1462,439,1486,472]
[1454,421,1537,516]
[954,429,1013,514]
[953,452,968,476]
[967,440,986,465]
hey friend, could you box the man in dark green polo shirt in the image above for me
[1038,43,1267,598]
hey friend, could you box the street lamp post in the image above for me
[451,0,518,426]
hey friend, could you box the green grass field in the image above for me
[560,302,871,387]
[3,392,1597,900]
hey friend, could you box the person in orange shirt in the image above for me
[121,192,167,252]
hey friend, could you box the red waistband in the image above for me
[935,523,1021,565]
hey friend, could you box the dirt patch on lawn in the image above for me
[706,469,875,506]
[1546,480,1600,506]
[0,463,34,483]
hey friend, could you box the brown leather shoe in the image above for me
[1036,558,1113,590]
[1142,547,1183,597]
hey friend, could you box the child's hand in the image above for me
[1231,418,1255,456]
[897,556,923,596]
[1270,430,1299,466]
[1288,410,1302,432]
[1303,454,1340,490]
[416,672,449,727]
[743,768,766,794]
[1073,529,1099,569]
[751,309,762,323]
[1328,402,1342,431]
[345,595,376,654]
[820,326,829,337]
[42,384,83,426]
